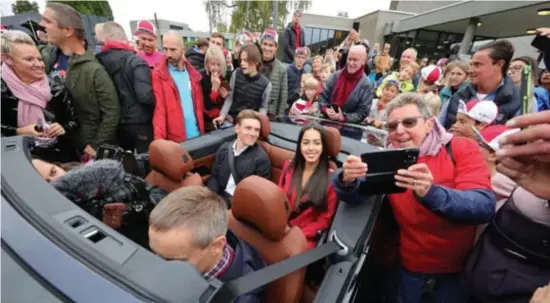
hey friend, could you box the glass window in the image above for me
[312,28,320,44]
[320,29,329,43]
[304,27,313,45]
[328,29,335,39]
[417,30,438,41]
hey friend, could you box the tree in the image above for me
[225,0,311,33]
[205,0,233,33]
[337,11,349,18]
[216,22,228,33]
[11,1,40,14]
[46,0,113,17]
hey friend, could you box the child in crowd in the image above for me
[319,63,334,87]
[376,62,419,97]
[423,92,442,117]
[300,73,315,96]
[290,77,321,116]
[417,65,442,95]
[364,80,399,128]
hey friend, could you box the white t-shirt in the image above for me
[224,141,249,196]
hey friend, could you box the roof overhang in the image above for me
[391,1,550,38]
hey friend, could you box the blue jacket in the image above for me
[439,82,470,126]
[219,230,266,303]
[318,71,374,123]
[534,86,550,112]
[442,76,520,129]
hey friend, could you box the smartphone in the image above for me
[520,64,533,115]
[359,148,420,195]
[352,22,360,32]
[531,34,550,53]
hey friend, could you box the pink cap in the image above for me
[421,65,442,85]
[134,20,156,37]
[261,28,279,45]
[457,99,498,124]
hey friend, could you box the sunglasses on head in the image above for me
[385,116,424,132]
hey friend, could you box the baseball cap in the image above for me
[475,125,520,151]
[134,20,156,37]
[421,65,442,85]
[261,28,279,45]
[457,99,498,124]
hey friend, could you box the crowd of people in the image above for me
[1,2,550,302]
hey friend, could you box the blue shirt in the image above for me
[168,64,200,139]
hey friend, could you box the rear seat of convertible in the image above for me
[256,114,342,184]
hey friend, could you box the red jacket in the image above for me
[278,160,338,249]
[152,58,205,143]
[389,137,492,274]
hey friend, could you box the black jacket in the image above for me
[443,76,521,129]
[1,78,80,162]
[286,63,304,106]
[283,22,305,64]
[220,230,266,303]
[207,141,271,195]
[185,48,205,72]
[96,49,155,125]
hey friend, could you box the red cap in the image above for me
[134,20,156,37]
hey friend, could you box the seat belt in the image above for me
[208,241,343,303]
[227,142,242,184]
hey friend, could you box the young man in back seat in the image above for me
[207,110,271,206]
[149,186,266,303]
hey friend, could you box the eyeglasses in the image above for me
[385,116,424,132]
[508,66,523,72]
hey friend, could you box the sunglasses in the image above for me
[386,116,424,132]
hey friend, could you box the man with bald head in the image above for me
[377,47,420,88]
[318,44,373,123]
[151,31,205,143]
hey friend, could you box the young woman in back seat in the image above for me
[277,122,338,249]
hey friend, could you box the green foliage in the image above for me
[216,22,228,33]
[227,0,311,33]
[46,0,113,17]
[11,0,40,14]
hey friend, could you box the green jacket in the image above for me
[266,59,288,117]
[39,45,120,150]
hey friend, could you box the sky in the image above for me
[1,0,391,36]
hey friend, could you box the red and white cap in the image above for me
[457,99,498,124]
[478,125,520,151]
[260,28,279,45]
[421,65,442,85]
[134,20,156,37]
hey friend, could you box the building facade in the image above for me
[129,19,235,49]
[301,0,549,62]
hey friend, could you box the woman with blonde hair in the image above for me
[439,60,469,124]
[199,46,230,130]
[1,30,79,162]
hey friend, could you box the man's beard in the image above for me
[167,58,180,65]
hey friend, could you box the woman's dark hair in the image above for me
[290,122,330,210]
[539,68,548,86]
[477,40,514,77]
[239,44,262,70]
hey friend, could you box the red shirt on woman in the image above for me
[278,160,339,249]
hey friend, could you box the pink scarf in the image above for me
[2,63,51,127]
[385,118,453,156]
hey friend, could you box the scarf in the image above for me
[102,40,136,52]
[2,63,51,128]
[385,118,453,157]
[260,57,275,77]
[331,66,364,108]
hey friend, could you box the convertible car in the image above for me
[1,116,393,303]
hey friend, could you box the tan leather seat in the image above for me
[145,139,203,192]
[229,176,308,303]
[256,115,342,182]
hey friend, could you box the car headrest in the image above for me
[324,126,342,158]
[149,139,194,181]
[257,114,271,139]
[232,176,289,241]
